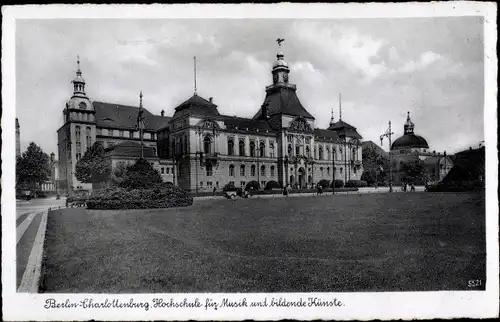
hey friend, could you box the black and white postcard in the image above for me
[2,2,498,320]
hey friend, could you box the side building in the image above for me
[58,50,365,194]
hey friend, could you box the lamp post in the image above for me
[332,148,336,195]
[380,121,394,192]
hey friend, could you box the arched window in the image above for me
[75,126,81,142]
[326,147,330,160]
[179,137,184,154]
[269,142,275,158]
[86,127,92,149]
[239,140,245,156]
[306,146,310,158]
[259,142,265,157]
[228,139,234,156]
[153,148,157,156]
[295,145,300,156]
[229,164,235,176]
[270,165,275,176]
[250,141,256,157]
[327,167,330,175]
[320,167,324,175]
[203,135,211,154]
[240,165,245,176]
[261,165,266,177]
[184,135,188,153]
[319,147,324,160]
[251,165,256,176]
[288,145,293,158]
[206,164,213,176]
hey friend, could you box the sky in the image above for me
[16,17,485,156]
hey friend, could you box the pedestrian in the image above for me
[316,184,321,196]
[283,185,288,197]
[319,185,323,195]
[410,182,416,192]
[212,186,217,196]
[250,186,254,197]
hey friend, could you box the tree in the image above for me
[361,147,388,185]
[109,161,128,186]
[401,160,430,184]
[75,142,111,185]
[121,158,162,189]
[16,142,51,193]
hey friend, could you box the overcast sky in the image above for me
[16,17,484,156]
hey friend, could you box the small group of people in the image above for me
[282,184,291,197]
[316,183,324,195]
[402,182,416,192]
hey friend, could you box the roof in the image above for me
[327,120,363,139]
[391,133,429,150]
[313,129,339,141]
[222,115,274,133]
[147,115,171,131]
[362,141,388,156]
[173,94,220,118]
[105,141,156,158]
[94,101,156,131]
[253,86,314,120]
[443,147,484,182]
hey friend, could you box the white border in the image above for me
[2,2,498,320]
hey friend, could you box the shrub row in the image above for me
[345,180,368,188]
[426,180,484,192]
[86,185,193,210]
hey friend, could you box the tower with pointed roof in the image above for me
[57,56,97,193]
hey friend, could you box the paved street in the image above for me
[16,197,66,292]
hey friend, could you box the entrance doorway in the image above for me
[298,167,305,189]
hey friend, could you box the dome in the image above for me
[391,134,429,150]
[273,52,288,68]
[72,75,85,83]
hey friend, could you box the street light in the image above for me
[380,121,394,192]
[332,148,336,195]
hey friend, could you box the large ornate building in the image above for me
[57,50,364,193]
[390,112,453,184]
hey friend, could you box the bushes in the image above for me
[264,180,281,190]
[86,185,193,210]
[222,182,237,192]
[245,180,260,191]
[426,180,484,192]
[345,180,368,188]
[331,179,345,188]
[120,158,162,190]
[318,179,330,189]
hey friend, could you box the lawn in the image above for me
[40,192,486,293]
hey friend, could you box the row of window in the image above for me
[226,138,275,157]
[75,126,92,161]
[160,167,173,175]
[96,128,156,140]
[227,164,276,177]
[286,144,360,161]
[71,112,94,122]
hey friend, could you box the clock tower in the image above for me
[271,52,290,85]
[57,56,97,194]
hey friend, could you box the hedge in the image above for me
[264,180,281,190]
[345,180,368,188]
[86,185,193,210]
[318,179,330,189]
[332,179,345,188]
[426,180,484,192]
[245,180,261,191]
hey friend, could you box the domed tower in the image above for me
[57,56,97,194]
[272,52,290,85]
[391,111,429,152]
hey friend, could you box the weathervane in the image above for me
[276,38,285,47]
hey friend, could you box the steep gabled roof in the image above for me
[105,141,156,158]
[362,141,388,156]
[222,115,274,133]
[328,120,362,139]
[94,101,153,131]
[253,86,314,120]
[173,94,220,118]
[314,129,339,141]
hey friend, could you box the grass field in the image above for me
[40,192,485,293]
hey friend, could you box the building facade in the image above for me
[58,50,365,193]
[390,112,453,184]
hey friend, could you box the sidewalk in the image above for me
[194,186,426,200]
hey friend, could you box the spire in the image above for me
[72,55,86,96]
[329,104,335,127]
[193,56,197,96]
[139,90,143,108]
[339,93,342,121]
[404,111,415,134]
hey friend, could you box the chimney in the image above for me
[209,97,213,103]
[161,110,165,117]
